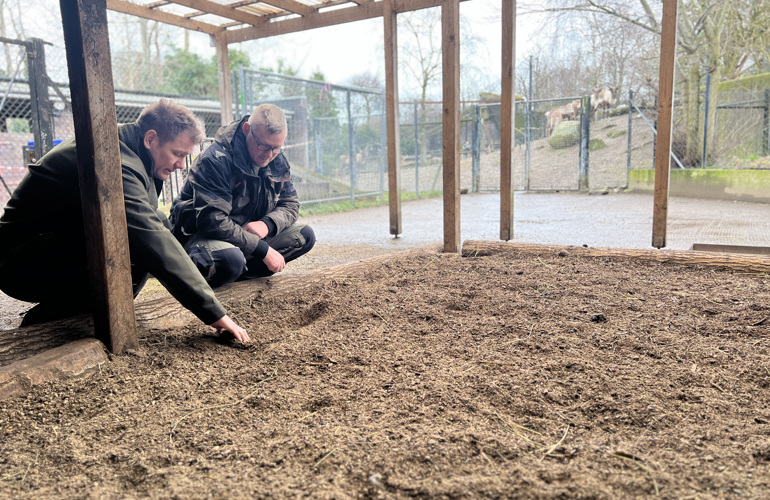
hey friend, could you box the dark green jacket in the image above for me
[0,123,226,324]
[170,117,299,257]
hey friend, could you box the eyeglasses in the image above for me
[249,127,284,154]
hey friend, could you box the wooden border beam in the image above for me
[462,240,770,274]
[442,0,461,253]
[384,0,402,236]
[60,0,138,354]
[499,0,515,241]
[651,0,678,248]
[107,0,221,34]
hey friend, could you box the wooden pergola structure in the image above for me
[58,0,679,354]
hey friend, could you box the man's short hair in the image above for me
[249,104,287,135]
[137,98,205,145]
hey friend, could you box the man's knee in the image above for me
[189,244,246,288]
[299,225,316,254]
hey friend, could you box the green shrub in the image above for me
[589,139,606,151]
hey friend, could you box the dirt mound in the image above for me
[1,248,768,498]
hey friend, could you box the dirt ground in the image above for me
[1,245,769,498]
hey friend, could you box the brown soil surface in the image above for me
[1,247,769,498]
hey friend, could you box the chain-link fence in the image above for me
[235,68,386,205]
[713,89,770,165]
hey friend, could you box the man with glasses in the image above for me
[171,104,315,287]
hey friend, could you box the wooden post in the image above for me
[442,0,461,253]
[214,32,234,127]
[499,0,515,241]
[60,0,138,354]
[651,0,678,249]
[384,0,402,236]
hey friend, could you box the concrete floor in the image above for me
[302,191,770,252]
[2,191,768,329]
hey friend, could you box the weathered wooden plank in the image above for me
[462,240,770,274]
[651,0,678,248]
[499,0,515,241]
[441,0,461,253]
[384,0,402,236]
[107,0,221,34]
[0,339,108,401]
[173,0,269,26]
[60,0,138,354]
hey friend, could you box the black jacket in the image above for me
[171,117,299,257]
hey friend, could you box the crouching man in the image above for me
[171,104,315,287]
[0,99,249,340]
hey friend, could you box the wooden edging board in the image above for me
[0,246,442,400]
[461,240,770,274]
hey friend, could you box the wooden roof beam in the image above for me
[173,0,269,26]
[225,0,465,43]
[259,0,314,17]
[107,0,222,34]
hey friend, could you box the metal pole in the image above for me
[472,104,481,192]
[230,69,238,119]
[314,118,322,173]
[627,89,633,187]
[414,100,419,197]
[702,72,710,168]
[28,38,54,159]
[380,92,387,194]
[580,95,590,190]
[526,55,533,190]
[347,90,355,201]
[238,65,247,116]
[762,89,770,156]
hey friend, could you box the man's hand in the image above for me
[263,246,285,273]
[244,220,269,238]
[210,315,250,342]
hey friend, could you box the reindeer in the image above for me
[545,99,581,137]
[591,87,618,120]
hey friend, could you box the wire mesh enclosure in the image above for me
[234,68,386,205]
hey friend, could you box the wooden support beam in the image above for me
[441,0,461,253]
[384,0,402,236]
[499,0,515,241]
[651,0,678,249]
[60,0,138,354]
[214,33,234,126]
[461,240,770,274]
[226,1,382,43]
[260,0,314,16]
[172,0,268,26]
[225,0,470,43]
[107,0,221,34]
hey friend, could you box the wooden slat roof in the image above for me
[107,0,446,43]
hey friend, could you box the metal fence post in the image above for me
[702,72,711,167]
[627,89,633,187]
[762,89,770,156]
[579,95,590,190]
[414,100,419,197]
[472,104,481,192]
[380,92,386,193]
[313,118,322,173]
[347,90,356,201]
[28,38,54,158]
